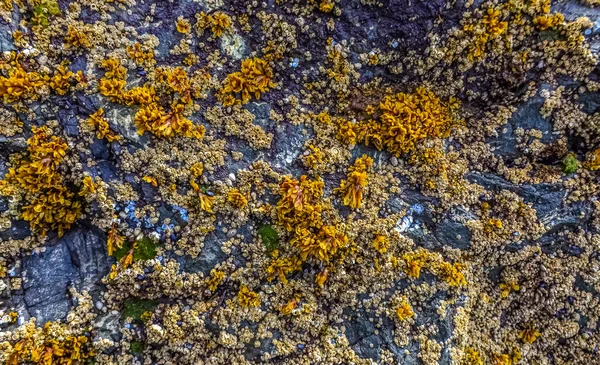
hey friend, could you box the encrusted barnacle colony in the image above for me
[1,0,599,364]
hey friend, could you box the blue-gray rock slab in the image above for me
[22,227,110,324]
[488,96,555,160]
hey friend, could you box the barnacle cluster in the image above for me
[0,0,599,364]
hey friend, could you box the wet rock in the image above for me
[465,172,564,219]
[57,109,80,136]
[97,160,119,181]
[22,241,78,324]
[245,102,271,124]
[0,219,31,242]
[183,231,228,275]
[272,123,308,175]
[434,218,472,250]
[90,139,110,160]
[488,96,554,160]
[0,136,27,157]
[61,227,111,292]
[0,11,18,52]
[244,329,278,361]
[578,92,600,114]
[94,312,122,341]
[22,227,109,324]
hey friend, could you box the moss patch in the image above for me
[122,298,158,321]
[258,224,279,254]
[114,237,158,262]
[562,153,579,174]
[130,341,144,354]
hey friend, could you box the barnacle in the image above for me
[227,188,247,208]
[238,285,260,307]
[218,57,275,106]
[87,108,121,142]
[266,257,301,284]
[335,154,373,209]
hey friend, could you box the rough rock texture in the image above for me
[0,0,599,364]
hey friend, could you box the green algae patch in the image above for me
[562,153,579,174]
[122,298,158,321]
[258,224,279,254]
[113,237,158,262]
[132,237,158,261]
[32,0,61,27]
[130,341,145,354]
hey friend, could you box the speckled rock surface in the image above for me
[0,0,599,364]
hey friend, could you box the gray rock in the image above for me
[22,241,78,324]
[488,96,554,160]
[90,139,110,160]
[272,123,309,175]
[61,227,111,292]
[465,172,565,219]
[22,227,110,324]
[434,218,472,250]
[94,312,122,341]
[0,135,27,157]
[183,230,228,275]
